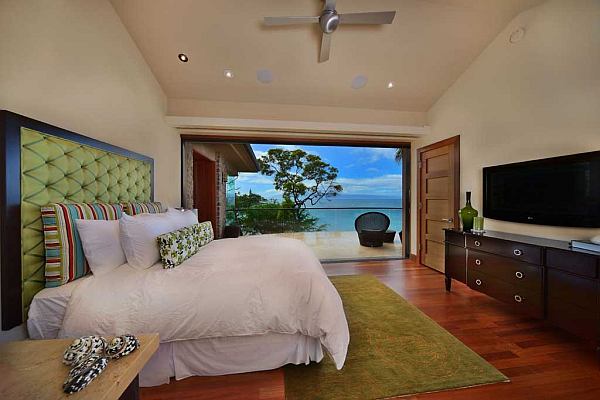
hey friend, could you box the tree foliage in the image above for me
[258,148,343,208]
[395,148,403,163]
[232,191,323,234]
[230,149,342,234]
[234,190,265,209]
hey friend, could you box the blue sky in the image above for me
[234,144,403,201]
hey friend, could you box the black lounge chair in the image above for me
[355,212,391,247]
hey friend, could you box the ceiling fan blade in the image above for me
[264,16,319,26]
[319,33,332,63]
[339,11,396,25]
[323,0,337,11]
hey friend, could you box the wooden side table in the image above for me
[0,333,159,400]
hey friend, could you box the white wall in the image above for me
[411,0,600,255]
[0,0,180,206]
[0,0,181,340]
[168,98,428,126]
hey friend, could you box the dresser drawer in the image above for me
[547,268,598,312]
[466,236,542,265]
[446,244,467,283]
[546,248,598,278]
[468,250,542,292]
[445,230,465,247]
[547,297,599,341]
[468,269,543,318]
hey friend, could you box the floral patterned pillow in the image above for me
[156,222,214,269]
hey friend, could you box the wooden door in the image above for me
[417,136,460,273]
[193,151,217,231]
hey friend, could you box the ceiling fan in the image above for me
[264,0,396,63]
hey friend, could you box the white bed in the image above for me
[28,235,348,387]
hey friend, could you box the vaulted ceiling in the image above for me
[111,0,544,112]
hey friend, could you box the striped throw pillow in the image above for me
[122,202,163,216]
[41,203,123,287]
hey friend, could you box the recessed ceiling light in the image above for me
[178,53,189,62]
[257,69,273,84]
[224,69,234,78]
[509,27,526,43]
[387,81,394,89]
[351,75,368,90]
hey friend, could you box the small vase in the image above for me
[459,192,478,231]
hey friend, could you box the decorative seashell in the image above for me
[63,355,108,394]
[106,334,139,360]
[63,336,107,366]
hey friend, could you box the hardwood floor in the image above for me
[141,259,600,400]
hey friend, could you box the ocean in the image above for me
[306,197,403,232]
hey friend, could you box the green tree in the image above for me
[228,190,266,227]
[257,148,342,232]
[236,199,324,234]
[395,148,403,163]
[258,148,343,208]
[235,190,266,209]
[230,149,342,234]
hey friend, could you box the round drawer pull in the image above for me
[515,271,524,279]
[514,294,523,303]
[475,259,482,266]
[474,240,481,247]
[475,279,482,286]
[513,249,523,256]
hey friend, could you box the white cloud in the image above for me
[236,172,402,197]
[236,173,273,185]
[350,147,398,164]
[252,150,267,159]
[337,174,402,196]
[251,145,321,160]
[275,144,302,150]
[337,174,402,185]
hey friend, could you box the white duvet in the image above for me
[59,235,349,369]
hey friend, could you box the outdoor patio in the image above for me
[275,231,404,261]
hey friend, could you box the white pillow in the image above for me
[119,213,178,269]
[75,219,126,276]
[166,208,199,230]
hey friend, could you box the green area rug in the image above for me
[284,275,508,400]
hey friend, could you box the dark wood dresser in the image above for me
[444,229,600,350]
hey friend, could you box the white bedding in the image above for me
[28,277,87,340]
[28,283,323,386]
[58,235,350,369]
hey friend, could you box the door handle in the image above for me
[441,218,454,223]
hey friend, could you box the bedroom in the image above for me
[0,0,599,399]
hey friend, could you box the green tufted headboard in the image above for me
[1,111,154,330]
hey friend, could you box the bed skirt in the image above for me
[140,333,324,387]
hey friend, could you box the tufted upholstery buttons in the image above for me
[19,128,153,317]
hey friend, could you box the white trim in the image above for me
[165,116,430,137]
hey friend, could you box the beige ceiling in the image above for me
[111,0,544,112]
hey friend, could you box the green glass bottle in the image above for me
[459,191,478,231]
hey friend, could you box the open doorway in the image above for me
[182,138,411,261]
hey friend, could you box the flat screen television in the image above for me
[483,151,600,228]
